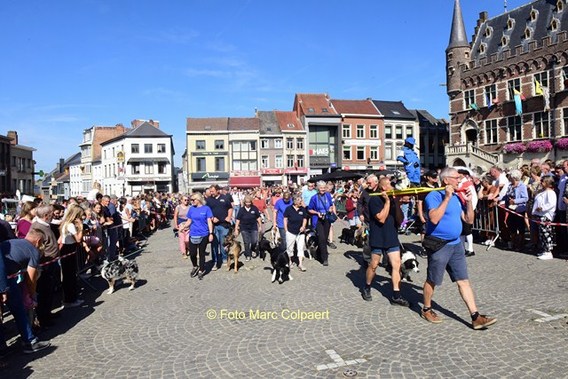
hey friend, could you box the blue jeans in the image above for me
[278,227,286,251]
[213,225,230,263]
[241,229,259,258]
[5,276,36,344]
[106,228,119,261]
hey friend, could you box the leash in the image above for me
[497,204,568,226]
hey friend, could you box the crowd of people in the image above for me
[0,191,174,363]
[2,157,567,362]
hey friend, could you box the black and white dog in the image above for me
[384,250,420,282]
[259,239,292,283]
[303,227,318,260]
[100,256,139,294]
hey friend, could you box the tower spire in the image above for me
[448,0,469,49]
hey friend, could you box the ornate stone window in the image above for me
[507,17,515,30]
[484,26,493,38]
[501,35,509,47]
[524,27,532,39]
[479,43,487,54]
[557,0,564,12]
[551,18,560,31]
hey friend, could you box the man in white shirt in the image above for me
[489,166,510,247]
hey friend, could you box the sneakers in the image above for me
[197,271,204,280]
[212,265,218,271]
[362,287,372,301]
[538,252,553,260]
[465,250,475,257]
[245,257,251,262]
[472,314,497,330]
[322,259,329,266]
[190,267,199,277]
[390,296,410,307]
[298,265,306,272]
[23,339,51,354]
[327,242,337,249]
[421,308,443,323]
[62,299,84,308]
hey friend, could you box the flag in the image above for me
[542,86,550,112]
[514,89,523,116]
[562,69,568,87]
[535,79,543,96]
[486,93,493,110]
[470,103,480,111]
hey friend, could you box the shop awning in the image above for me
[228,176,261,188]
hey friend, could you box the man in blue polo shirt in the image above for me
[421,167,497,330]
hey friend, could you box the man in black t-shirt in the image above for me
[283,196,308,271]
[362,177,408,307]
[206,185,234,269]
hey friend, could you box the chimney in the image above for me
[59,158,65,174]
[7,131,18,145]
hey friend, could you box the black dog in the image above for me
[259,239,292,283]
[339,226,357,245]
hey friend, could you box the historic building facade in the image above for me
[446,0,568,171]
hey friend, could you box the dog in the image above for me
[224,233,242,273]
[384,249,420,282]
[303,227,318,260]
[353,223,368,248]
[339,226,357,245]
[100,256,139,294]
[259,239,292,283]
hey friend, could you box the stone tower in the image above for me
[446,0,471,98]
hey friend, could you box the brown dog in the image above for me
[224,234,242,273]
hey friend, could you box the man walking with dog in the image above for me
[362,177,408,306]
[206,185,233,271]
[421,167,497,330]
[358,174,380,266]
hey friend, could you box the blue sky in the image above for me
[0,0,528,173]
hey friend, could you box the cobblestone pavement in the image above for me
[2,221,568,378]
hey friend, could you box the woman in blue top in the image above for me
[308,181,336,266]
[182,193,213,280]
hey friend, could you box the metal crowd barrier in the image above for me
[472,199,500,251]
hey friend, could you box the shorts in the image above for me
[426,242,468,286]
[371,246,399,255]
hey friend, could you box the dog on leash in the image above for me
[339,226,356,245]
[100,256,139,294]
[303,227,318,259]
[353,223,368,248]
[224,233,242,273]
[259,239,292,283]
[384,250,420,282]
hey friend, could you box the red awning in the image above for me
[228,176,261,188]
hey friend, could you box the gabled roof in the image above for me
[371,101,415,120]
[65,152,82,166]
[274,111,304,132]
[330,99,382,116]
[293,93,339,117]
[186,117,228,132]
[257,111,281,135]
[410,109,447,127]
[101,122,170,145]
[471,0,568,61]
[227,117,259,131]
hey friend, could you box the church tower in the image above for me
[446,0,471,98]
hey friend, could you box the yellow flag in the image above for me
[535,79,543,96]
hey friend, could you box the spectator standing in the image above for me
[273,191,293,250]
[308,181,335,266]
[59,205,84,308]
[503,170,529,251]
[174,195,191,259]
[16,201,38,239]
[532,176,557,260]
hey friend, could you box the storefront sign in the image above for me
[191,172,230,180]
[284,168,308,174]
[261,168,283,175]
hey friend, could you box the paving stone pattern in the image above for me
[2,222,568,378]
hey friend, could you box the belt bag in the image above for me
[422,235,450,254]
[190,236,204,244]
[326,212,338,223]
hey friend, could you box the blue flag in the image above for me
[514,89,523,116]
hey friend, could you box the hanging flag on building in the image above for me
[562,69,568,87]
[470,103,480,111]
[534,79,544,96]
[486,93,493,110]
[542,85,550,112]
[514,89,523,116]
